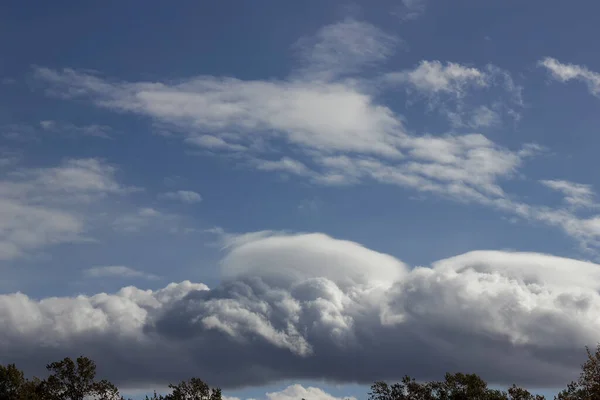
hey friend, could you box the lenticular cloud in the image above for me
[1,232,597,389]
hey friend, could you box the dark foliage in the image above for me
[2,344,600,400]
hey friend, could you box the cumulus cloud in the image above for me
[0,232,596,390]
[222,384,355,400]
[265,384,356,400]
[159,190,203,204]
[539,57,600,96]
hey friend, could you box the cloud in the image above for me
[541,179,596,209]
[159,190,203,204]
[223,384,355,400]
[0,158,131,261]
[2,121,113,142]
[464,106,501,129]
[384,62,523,126]
[33,67,405,158]
[185,135,247,152]
[385,60,488,95]
[4,158,131,202]
[30,67,529,204]
[265,384,356,400]
[0,199,83,260]
[255,158,313,177]
[39,120,114,139]
[84,266,159,280]
[293,19,400,81]
[112,207,176,233]
[396,0,428,21]
[30,21,600,255]
[539,57,600,96]
[0,232,596,390]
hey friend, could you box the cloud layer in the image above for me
[1,232,596,390]
[0,158,129,260]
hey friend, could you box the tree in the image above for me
[506,385,545,400]
[0,364,26,400]
[40,356,120,400]
[369,372,544,400]
[165,377,222,400]
[555,344,600,400]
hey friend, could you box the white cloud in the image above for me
[185,135,247,152]
[159,190,202,204]
[4,158,130,203]
[541,179,596,209]
[85,266,159,280]
[448,106,502,129]
[34,67,405,158]
[0,199,83,260]
[31,67,529,205]
[39,120,113,139]
[31,21,600,255]
[255,157,313,177]
[0,149,20,168]
[293,19,400,81]
[0,158,131,261]
[265,384,356,400]
[398,0,427,21]
[539,57,600,96]
[0,232,596,389]
[385,62,523,126]
[386,60,488,95]
[112,207,173,233]
[220,232,407,289]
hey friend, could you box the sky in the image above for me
[2,0,600,399]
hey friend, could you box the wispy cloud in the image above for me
[255,157,313,177]
[85,265,159,280]
[158,190,202,204]
[541,179,596,210]
[384,61,523,126]
[540,57,600,96]
[39,120,114,139]
[28,20,600,256]
[396,0,428,21]
[293,19,401,81]
[386,60,488,95]
[0,158,132,261]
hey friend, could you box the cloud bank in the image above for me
[1,232,596,390]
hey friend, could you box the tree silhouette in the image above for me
[40,356,120,400]
[555,344,600,400]
[2,344,600,400]
[0,364,26,400]
[368,372,544,399]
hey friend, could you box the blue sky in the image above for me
[2,1,600,399]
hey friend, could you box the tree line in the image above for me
[1,345,599,400]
